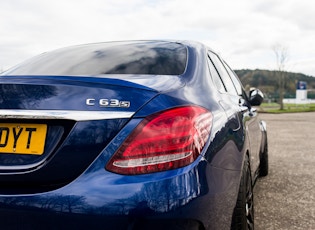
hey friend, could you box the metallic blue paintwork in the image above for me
[0,76,158,111]
[0,40,266,229]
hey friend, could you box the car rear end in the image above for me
[0,41,240,230]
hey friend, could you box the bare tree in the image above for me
[272,44,289,110]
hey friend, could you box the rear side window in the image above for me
[208,52,238,96]
[223,61,243,95]
[207,54,226,93]
[4,42,187,76]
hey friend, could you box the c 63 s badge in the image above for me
[86,99,130,108]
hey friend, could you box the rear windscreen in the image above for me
[4,41,187,76]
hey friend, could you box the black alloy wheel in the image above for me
[231,155,254,230]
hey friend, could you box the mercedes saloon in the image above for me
[0,40,268,230]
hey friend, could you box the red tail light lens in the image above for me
[106,106,212,175]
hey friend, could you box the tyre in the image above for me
[259,138,268,177]
[231,155,254,230]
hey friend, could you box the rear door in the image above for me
[208,51,261,175]
[223,63,262,175]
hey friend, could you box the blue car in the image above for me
[0,40,267,230]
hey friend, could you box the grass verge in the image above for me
[259,103,315,113]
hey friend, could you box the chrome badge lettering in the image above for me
[86,99,130,108]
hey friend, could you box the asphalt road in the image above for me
[255,112,315,230]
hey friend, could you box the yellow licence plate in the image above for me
[0,123,47,155]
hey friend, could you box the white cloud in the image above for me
[1,0,315,76]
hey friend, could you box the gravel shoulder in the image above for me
[255,112,315,230]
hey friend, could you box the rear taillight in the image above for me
[106,106,212,175]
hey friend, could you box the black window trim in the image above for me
[207,52,227,93]
[208,51,239,96]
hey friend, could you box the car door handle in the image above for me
[239,98,249,112]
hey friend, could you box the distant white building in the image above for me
[283,81,315,104]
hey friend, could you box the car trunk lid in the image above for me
[0,75,159,193]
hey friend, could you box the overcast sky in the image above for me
[1,0,315,76]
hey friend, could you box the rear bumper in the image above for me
[0,157,240,230]
[0,210,202,230]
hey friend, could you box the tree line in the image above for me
[235,69,315,100]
